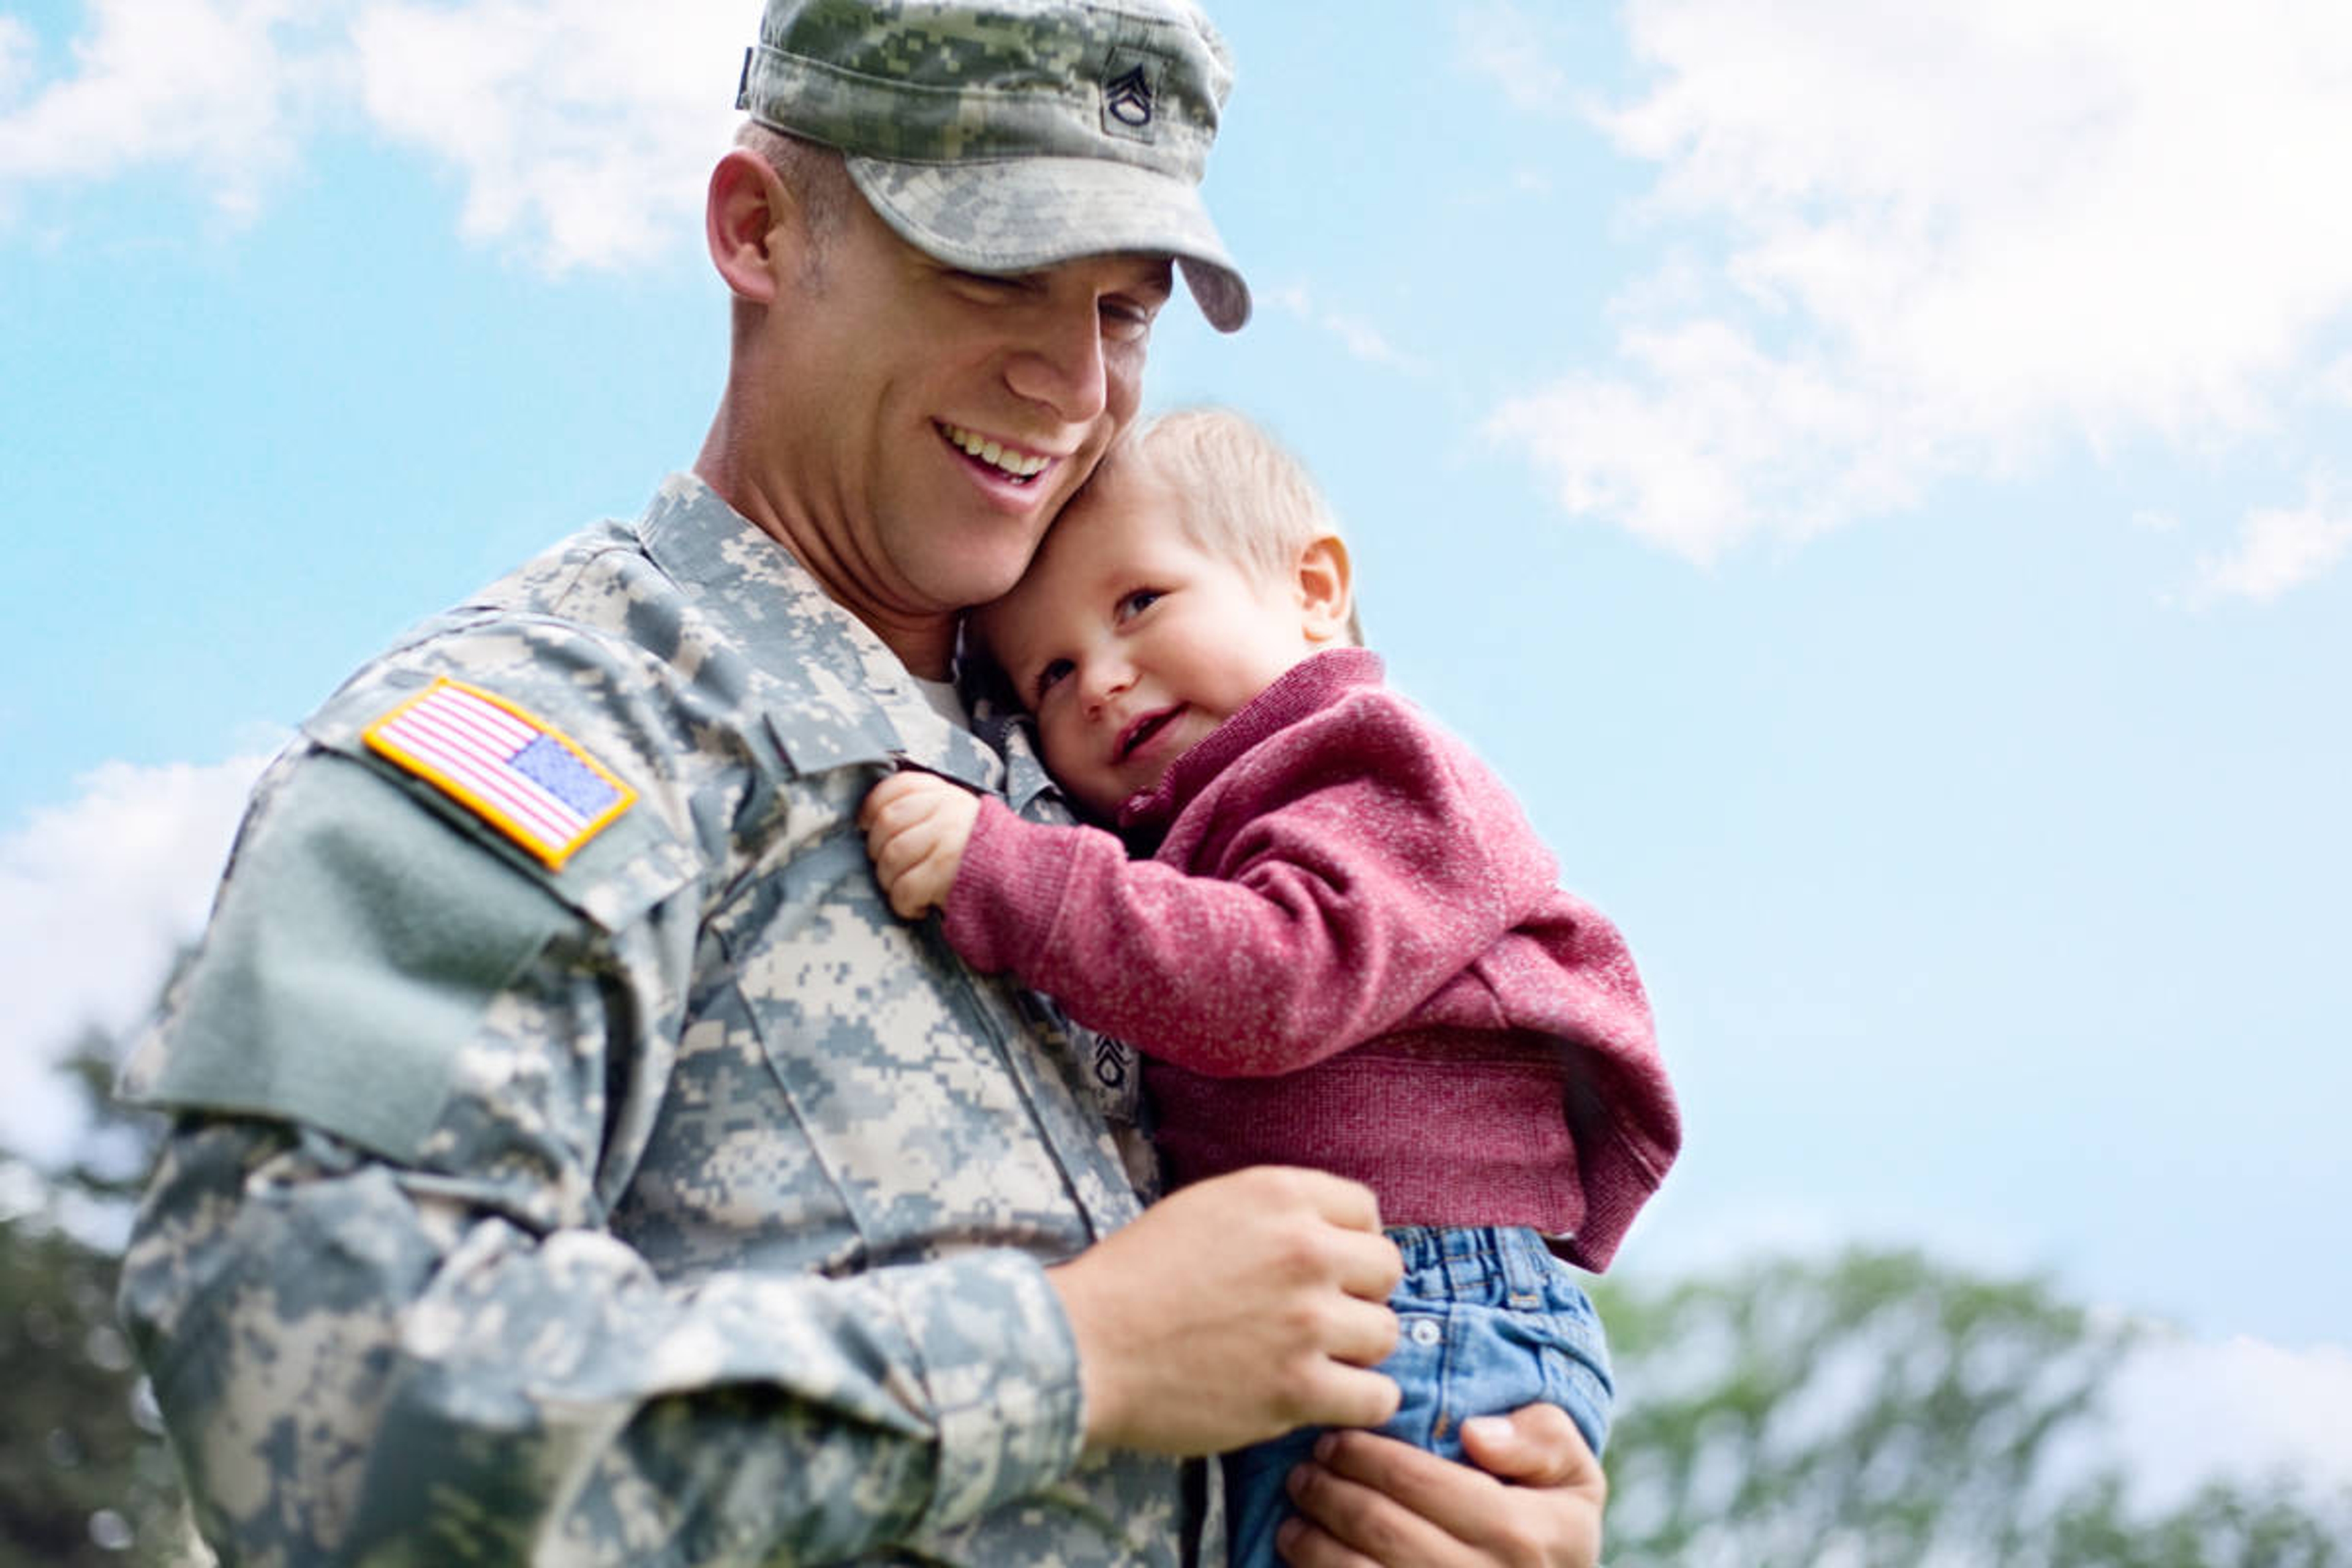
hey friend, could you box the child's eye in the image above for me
[1118,589,1163,619]
[1034,658,1074,699]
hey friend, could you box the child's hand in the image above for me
[859,771,982,919]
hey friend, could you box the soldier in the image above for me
[117,1,1607,1563]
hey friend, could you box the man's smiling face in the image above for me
[766,186,1175,629]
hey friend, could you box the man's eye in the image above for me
[1101,300,1156,341]
[949,269,1026,298]
[1035,658,1074,699]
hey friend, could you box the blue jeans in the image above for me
[1222,1225,1613,1568]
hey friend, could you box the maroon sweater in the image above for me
[944,649,1679,1270]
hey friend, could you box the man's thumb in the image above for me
[1460,1406,1605,1494]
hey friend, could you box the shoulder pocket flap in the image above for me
[304,680,698,933]
[127,752,578,1163]
[760,703,897,779]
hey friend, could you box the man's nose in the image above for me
[1005,305,1109,424]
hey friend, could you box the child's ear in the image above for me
[1294,533,1354,647]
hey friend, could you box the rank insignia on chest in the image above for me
[363,678,635,870]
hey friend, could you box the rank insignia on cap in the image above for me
[1103,62,1153,129]
[1099,48,1161,140]
[363,679,634,870]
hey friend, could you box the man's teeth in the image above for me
[941,423,1050,480]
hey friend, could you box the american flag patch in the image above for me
[363,679,635,870]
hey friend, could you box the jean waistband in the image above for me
[1384,1224,1559,1303]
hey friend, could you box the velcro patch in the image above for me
[363,678,633,870]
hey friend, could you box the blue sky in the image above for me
[4,0,2349,1492]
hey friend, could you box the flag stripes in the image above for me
[363,679,632,869]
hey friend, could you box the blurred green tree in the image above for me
[0,1024,198,1568]
[1592,1248,2351,1567]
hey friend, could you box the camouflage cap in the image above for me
[737,0,1250,331]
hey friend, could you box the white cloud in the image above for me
[1492,0,2352,562]
[349,0,747,270]
[1271,284,1423,372]
[1454,4,1575,115]
[0,0,748,268]
[2105,1330,2352,1511]
[2191,473,2352,603]
[0,17,32,105]
[0,0,334,218]
[1621,1189,2047,1297]
[0,750,274,1166]
[2318,353,2352,410]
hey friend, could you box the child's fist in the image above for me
[858,771,982,919]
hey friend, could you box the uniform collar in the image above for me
[635,473,1003,792]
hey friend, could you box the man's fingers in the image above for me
[1280,1447,1474,1568]
[1338,1230,1404,1304]
[1047,1166,1418,1455]
[1273,1527,1375,1568]
[1459,1404,1604,1492]
[1292,1420,1604,1567]
[1328,1293,1402,1372]
[1278,1165,1387,1235]
[1272,1517,1381,1568]
[1303,1431,1502,1546]
[1226,1168,1401,1299]
[1295,1354,1404,1432]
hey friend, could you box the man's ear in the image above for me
[706,148,796,304]
[1294,533,1354,647]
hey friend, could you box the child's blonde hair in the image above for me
[1090,406,1360,642]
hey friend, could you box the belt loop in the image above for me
[1498,1226,1544,1310]
[1388,1225,1436,1286]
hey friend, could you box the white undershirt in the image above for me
[910,674,970,729]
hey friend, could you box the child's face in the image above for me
[976,470,1319,818]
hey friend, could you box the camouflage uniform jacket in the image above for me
[118,473,1190,1567]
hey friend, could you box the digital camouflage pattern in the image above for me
[118,474,1196,1566]
[739,0,1248,328]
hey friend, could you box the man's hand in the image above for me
[1278,1404,1607,1568]
[859,771,982,918]
[1047,1167,1404,1455]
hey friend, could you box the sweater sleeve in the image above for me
[941,701,1546,1077]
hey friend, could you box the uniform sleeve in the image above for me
[940,702,1548,1078]
[117,741,1085,1566]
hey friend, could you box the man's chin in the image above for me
[930,556,1047,620]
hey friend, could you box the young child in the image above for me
[859,408,1679,1566]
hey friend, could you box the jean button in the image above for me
[1408,1318,1442,1346]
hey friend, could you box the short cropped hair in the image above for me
[1095,407,1359,641]
[734,120,853,279]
